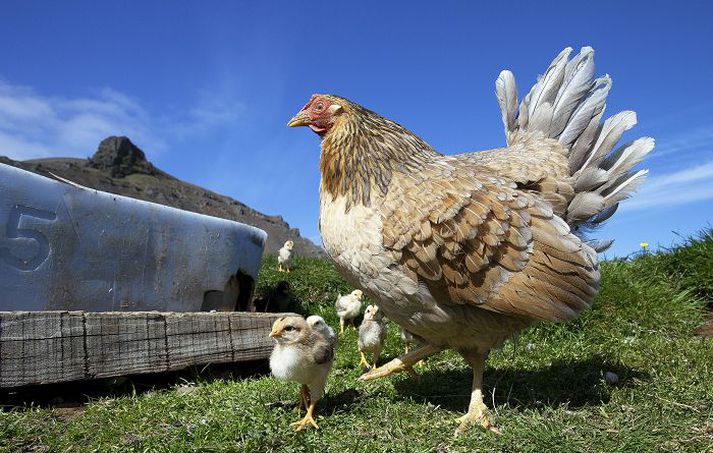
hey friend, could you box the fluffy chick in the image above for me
[270,315,335,430]
[307,315,337,348]
[358,305,387,370]
[278,240,294,272]
[335,289,363,333]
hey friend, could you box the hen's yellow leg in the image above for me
[290,399,319,431]
[358,345,442,381]
[455,352,501,435]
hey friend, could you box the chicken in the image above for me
[252,280,291,312]
[307,315,337,348]
[334,289,364,333]
[278,240,294,272]
[269,315,335,430]
[287,47,654,434]
[358,305,387,369]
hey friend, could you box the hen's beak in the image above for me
[287,111,309,127]
[269,329,282,339]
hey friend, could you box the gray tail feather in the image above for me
[496,46,654,251]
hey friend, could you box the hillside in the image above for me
[0,136,324,257]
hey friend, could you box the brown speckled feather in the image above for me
[382,161,599,322]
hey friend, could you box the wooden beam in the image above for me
[0,311,288,388]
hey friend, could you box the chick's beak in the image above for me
[269,329,282,339]
[287,110,309,127]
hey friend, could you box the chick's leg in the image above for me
[455,352,500,435]
[339,318,345,334]
[359,344,442,381]
[290,399,319,431]
[358,351,370,369]
[294,384,309,414]
[372,347,382,370]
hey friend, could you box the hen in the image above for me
[288,47,653,434]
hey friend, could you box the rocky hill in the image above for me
[0,136,324,257]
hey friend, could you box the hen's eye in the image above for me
[314,102,324,111]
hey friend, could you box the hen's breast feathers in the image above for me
[379,157,599,323]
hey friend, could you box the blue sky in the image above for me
[1,1,712,257]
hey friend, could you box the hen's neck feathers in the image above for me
[320,101,439,210]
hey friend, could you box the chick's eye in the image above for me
[284,326,295,332]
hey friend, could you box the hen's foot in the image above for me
[358,345,442,382]
[454,402,501,436]
[359,357,407,381]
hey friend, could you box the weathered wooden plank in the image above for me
[85,312,169,379]
[0,311,86,386]
[0,311,288,388]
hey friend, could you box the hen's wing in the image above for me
[382,161,598,322]
[450,140,575,219]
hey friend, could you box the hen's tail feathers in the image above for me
[496,46,654,252]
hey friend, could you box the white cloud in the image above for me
[650,125,713,160]
[0,79,245,161]
[623,160,713,211]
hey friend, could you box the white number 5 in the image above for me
[0,205,57,271]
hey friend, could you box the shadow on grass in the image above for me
[0,360,271,412]
[394,355,648,412]
[266,387,362,417]
[320,387,362,414]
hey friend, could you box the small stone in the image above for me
[604,371,619,385]
[176,384,197,396]
[524,342,535,352]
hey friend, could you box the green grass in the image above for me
[2,232,712,452]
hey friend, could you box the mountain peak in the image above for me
[88,136,157,178]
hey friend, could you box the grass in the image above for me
[2,232,712,452]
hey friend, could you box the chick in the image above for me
[278,240,294,272]
[269,315,334,430]
[307,315,337,349]
[358,305,387,370]
[252,281,291,312]
[335,289,363,334]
